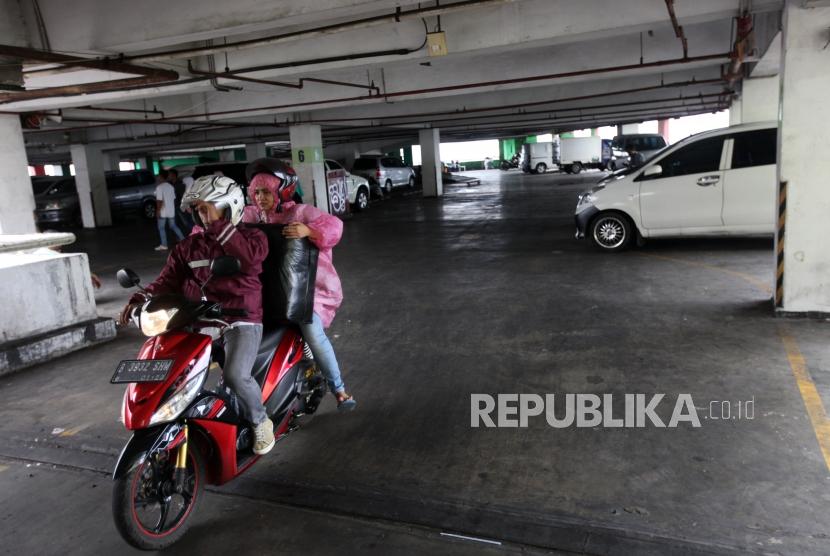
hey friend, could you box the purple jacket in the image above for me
[131,220,268,323]
[242,202,343,328]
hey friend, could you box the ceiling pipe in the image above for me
[187,60,380,95]
[295,78,725,124]
[664,0,689,59]
[304,89,730,127]
[123,0,519,63]
[322,100,727,136]
[0,44,179,78]
[1,47,416,105]
[76,105,166,118]
[0,44,180,103]
[159,52,731,121]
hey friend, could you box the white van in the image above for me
[520,142,559,174]
[574,122,777,252]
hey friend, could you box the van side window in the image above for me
[731,129,777,169]
[652,137,725,178]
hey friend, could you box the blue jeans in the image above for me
[300,313,345,394]
[157,216,184,247]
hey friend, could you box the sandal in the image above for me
[336,393,357,412]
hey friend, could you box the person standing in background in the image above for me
[154,169,185,251]
[168,168,193,233]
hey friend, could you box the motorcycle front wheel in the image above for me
[112,444,205,550]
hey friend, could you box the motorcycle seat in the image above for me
[251,324,288,386]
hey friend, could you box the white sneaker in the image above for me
[253,418,275,455]
[154,245,168,251]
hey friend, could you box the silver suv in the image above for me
[351,156,416,195]
[611,134,668,161]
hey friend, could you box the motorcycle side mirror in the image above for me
[210,256,241,277]
[116,268,141,289]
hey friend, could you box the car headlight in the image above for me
[140,307,178,336]
[43,201,63,210]
[577,192,597,207]
[149,369,207,426]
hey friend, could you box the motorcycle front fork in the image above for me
[172,424,189,493]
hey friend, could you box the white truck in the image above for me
[519,142,559,174]
[559,136,606,174]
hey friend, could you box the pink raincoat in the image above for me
[242,175,343,328]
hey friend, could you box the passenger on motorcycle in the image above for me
[242,158,356,411]
[117,175,277,455]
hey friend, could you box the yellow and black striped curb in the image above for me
[775,181,787,307]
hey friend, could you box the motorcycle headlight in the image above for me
[149,369,207,426]
[140,307,178,337]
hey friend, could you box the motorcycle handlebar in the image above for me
[220,308,248,317]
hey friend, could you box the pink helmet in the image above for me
[246,158,298,203]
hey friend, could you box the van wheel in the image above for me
[535,163,547,174]
[142,200,156,220]
[589,211,632,252]
[384,180,393,194]
[407,176,415,188]
[571,162,583,174]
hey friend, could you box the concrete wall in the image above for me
[741,76,780,123]
[0,251,97,343]
[776,0,830,313]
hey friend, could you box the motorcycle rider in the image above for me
[117,175,277,455]
[242,159,356,411]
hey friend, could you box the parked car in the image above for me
[602,140,630,171]
[575,122,777,252]
[351,156,416,195]
[31,176,61,197]
[611,133,668,162]
[34,169,157,227]
[325,159,372,212]
[191,162,249,186]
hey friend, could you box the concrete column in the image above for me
[143,155,154,173]
[776,0,830,313]
[729,98,743,125]
[289,124,328,210]
[419,128,443,198]
[103,152,121,172]
[657,119,670,141]
[218,150,235,162]
[0,114,37,234]
[742,76,780,123]
[245,143,268,161]
[70,144,112,228]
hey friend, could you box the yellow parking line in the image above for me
[637,252,829,471]
[59,424,89,437]
[638,252,772,295]
[778,327,830,472]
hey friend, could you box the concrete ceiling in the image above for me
[2,0,783,161]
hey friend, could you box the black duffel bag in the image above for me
[243,223,319,325]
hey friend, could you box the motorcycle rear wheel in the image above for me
[113,445,205,550]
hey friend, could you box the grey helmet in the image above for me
[181,175,245,227]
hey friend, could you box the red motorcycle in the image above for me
[110,257,325,550]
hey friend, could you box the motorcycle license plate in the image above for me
[111,359,174,383]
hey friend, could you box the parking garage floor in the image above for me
[2,170,829,555]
